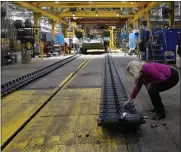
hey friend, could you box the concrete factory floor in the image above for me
[1,53,180,152]
[1,55,72,84]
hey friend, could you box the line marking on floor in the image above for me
[1,55,92,151]
[61,55,92,88]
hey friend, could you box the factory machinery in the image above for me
[1,2,42,65]
[77,30,110,54]
[1,2,18,66]
[139,28,181,63]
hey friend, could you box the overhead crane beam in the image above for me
[128,2,163,24]
[59,11,133,18]
[36,2,147,8]
[77,21,126,24]
[75,18,127,25]
[77,20,124,23]
[12,2,67,24]
[74,18,127,21]
[77,22,125,26]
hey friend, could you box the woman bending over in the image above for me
[124,61,179,120]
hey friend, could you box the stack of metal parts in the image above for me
[14,19,34,63]
[97,55,145,129]
[1,2,18,66]
[1,48,17,66]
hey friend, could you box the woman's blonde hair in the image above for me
[126,60,145,79]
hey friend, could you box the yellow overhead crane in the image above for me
[59,11,133,18]
[12,2,67,24]
[35,2,147,8]
[12,2,163,26]
[128,2,163,24]
[12,1,164,43]
[12,1,67,51]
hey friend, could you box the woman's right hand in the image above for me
[124,97,132,107]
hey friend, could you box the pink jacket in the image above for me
[130,63,171,99]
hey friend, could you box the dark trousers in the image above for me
[73,44,78,53]
[147,68,179,115]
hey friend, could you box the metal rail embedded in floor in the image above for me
[97,54,145,129]
[1,55,80,98]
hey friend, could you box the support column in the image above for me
[128,23,133,33]
[133,20,140,30]
[136,19,140,29]
[168,1,175,27]
[62,24,68,38]
[145,10,152,31]
[59,23,63,34]
[64,27,68,38]
[72,22,76,37]
[52,21,56,43]
[108,26,115,50]
[34,13,41,43]
[135,19,140,57]
[145,11,152,60]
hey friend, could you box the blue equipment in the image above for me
[55,34,64,45]
[120,33,129,40]
[139,29,150,60]
[129,33,136,49]
[151,28,181,62]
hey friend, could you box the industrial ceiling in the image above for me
[11,1,181,27]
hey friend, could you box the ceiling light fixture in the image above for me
[116,13,120,16]
[72,13,75,17]
[96,12,98,16]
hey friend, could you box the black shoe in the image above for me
[152,114,166,120]
[149,108,156,113]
